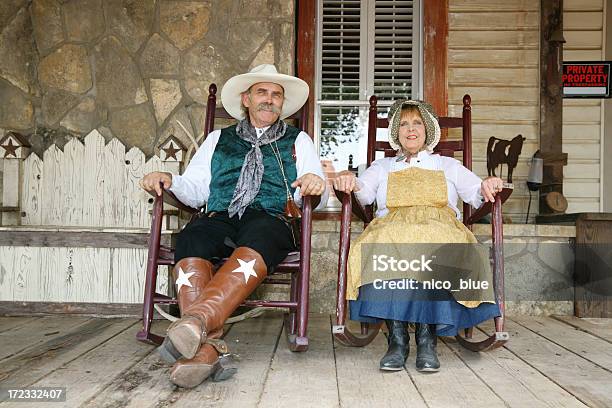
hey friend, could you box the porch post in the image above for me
[539,0,568,216]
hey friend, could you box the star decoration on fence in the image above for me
[163,142,180,160]
[1,139,18,158]
[232,258,258,284]
[175,267,195,293]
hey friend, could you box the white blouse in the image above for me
[169,128,329,210]
[355,150,484,219]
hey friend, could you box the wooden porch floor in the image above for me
[1,313,611,407]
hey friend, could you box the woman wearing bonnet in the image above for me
[333,100,504,373]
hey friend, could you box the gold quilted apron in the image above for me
[346,167,494,308]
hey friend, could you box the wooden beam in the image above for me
[296,0,316,138]
[0,228,173,248]
[424,0,448,118]
[0,301,151,317]
[539,0,566,215]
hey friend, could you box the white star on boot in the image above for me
[232,258,258,283]
[175,267,195,293]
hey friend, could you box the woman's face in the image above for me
[398,109,426,155]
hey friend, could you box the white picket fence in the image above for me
[0,130,180,305]
[20,130,176,228]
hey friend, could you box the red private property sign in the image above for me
[562,61,611,98]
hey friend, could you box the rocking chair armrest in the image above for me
[334,188,373,224]
[301,194,321,213]
[466,185,513,225]
[146,184,199,214]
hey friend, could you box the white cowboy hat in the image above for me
[220,64,309,120]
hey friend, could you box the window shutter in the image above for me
[320,0,361,101]
[373,1,415,101]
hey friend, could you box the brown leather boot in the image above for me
[167,247,268,359]
[169,328,237,388]
[158,257,214,363]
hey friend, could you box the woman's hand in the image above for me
[481,176,504,203]
[333,170,360,194]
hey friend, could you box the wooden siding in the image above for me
[563,0,605,213]
[448,0,540,222]
[449,0,605,220]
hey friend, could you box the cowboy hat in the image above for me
[220,64,309,120]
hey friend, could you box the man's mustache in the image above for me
[256,103,281,114]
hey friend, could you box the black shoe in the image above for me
[415,323,440,372]
[379,320,409,371]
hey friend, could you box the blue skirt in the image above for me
[349,280,500,337]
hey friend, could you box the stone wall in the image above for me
[0,0,295,156]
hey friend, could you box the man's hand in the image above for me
[291,173,325,196]
[332,170,360,194]
[139,171,172,196]
[481,176,504,203]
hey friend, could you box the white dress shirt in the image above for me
[170,127,329,210]
[354,150,484,219]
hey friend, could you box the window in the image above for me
[315,0,423,194]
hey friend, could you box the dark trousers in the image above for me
[174,208,296,268]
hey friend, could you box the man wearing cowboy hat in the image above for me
[140,64,327,388]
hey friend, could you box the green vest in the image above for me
[207,125,299,215]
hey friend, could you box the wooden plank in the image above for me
[449,104,539,121]
[0,316,39,333]
[4,321,157,408]
[449,86,539,104]
[449,0,539,12]
[565,0,604,11]
[449,49,539,67]
[480,319,612,407]
[449,67,538,87]
[552,316,612,343]
[111,248,147,303]
[564,31,603,49]
[172,313,284,407]
[9,246,41,302]
[103,138,127,227]
[564,12,604,30]
[563,124,602,140]
[512,316,612,372]
[334,322,427,407]
[62,138,85,226]
[82,130,105,227]
[0,230,170,248]
[41,144,63,226]
[565,49,604,60]
[0,318,138,388]
[78,247,112,303]
[0,246,16,301]
[445,332,588,408]
[32,247,113,304]
[0,316,91,361]
[76,320,176,408]
[21,153,42,225]
[449,31,539,48]
[0,301,147,317]
[125,147,150,228]
[563,105,601,122]
[407,339,506,407]
[450,11,538,30]
[564,182,600,198]
[1,159,20,225]
[258,314,339,407]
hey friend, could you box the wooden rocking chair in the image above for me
[137,84,315,352]
[333,95,512,351]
